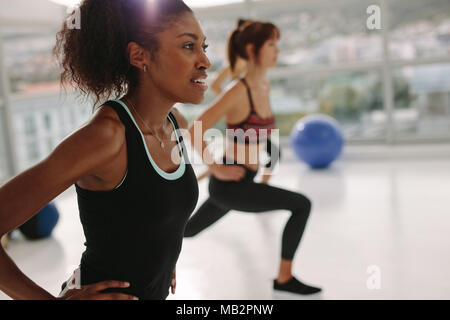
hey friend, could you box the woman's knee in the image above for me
[183,224,197,238]
[293,194,312,216]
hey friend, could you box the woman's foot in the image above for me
[273,277,322,295]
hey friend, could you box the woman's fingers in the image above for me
[212,164,247,181]
[88,280,130,293]
[171,279,176,294]
[171,268,176,294]
[96,293,139,300]
[230,166,246,180]
[61,279,140,300]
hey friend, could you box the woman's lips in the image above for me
[190,79,208,91]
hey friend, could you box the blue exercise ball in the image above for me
[291,115,344,169]
[19,202,60,240]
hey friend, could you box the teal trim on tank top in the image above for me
[111,99,186,181]
[113,169,128,190]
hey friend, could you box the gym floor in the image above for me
[1,144,450,300]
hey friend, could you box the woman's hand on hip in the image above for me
[210,164,246,181]
[171,267,176,294]
[58,280,138,300]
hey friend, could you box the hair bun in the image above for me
[237,19,254,32]
[237,19,248,27]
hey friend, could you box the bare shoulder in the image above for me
[55,104,126,177]
[225,78,245,91]
[170,107,188,130]
[222,78,247,101]
[205,79,246,119]
[85,104,126,144]
[0,104,127,235]
[91,104,125,130]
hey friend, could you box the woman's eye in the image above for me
[184,43,209,52]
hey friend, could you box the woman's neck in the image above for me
[123,85,174,134]
[244,62,268,88]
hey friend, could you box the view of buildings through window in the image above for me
[0,0,449,178]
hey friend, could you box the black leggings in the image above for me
[184,159,311,260]
[264,138,281,169]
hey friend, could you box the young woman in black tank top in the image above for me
[0,0,209,300]
[184,20,322,296]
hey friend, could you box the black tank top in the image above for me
[74,100,199,300]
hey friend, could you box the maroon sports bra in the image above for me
[226,78,276,144]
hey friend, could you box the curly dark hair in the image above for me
[53,0,192,109]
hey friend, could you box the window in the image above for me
[0,111,8,182]
[46,137,54,153]
[23,115,37,137]
[185,0,450,142]
[271,70,385,139]
[392,63,450,139]
[26,142,40,162]
[43,113,52,130]
[388,0,450,60]
[253,0,383,66]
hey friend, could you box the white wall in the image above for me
[0,0,66,28]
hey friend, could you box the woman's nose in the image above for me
[197,52,211,70]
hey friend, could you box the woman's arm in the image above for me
[1,234,7,248]
[0,112,126,299]
[188,81,246,181]
[211,67,232,96]
[196,169,211,182]
[260,139,281,184]
[172,108,213,182]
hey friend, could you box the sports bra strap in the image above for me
[240,78,256,112]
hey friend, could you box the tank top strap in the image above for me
[98,100,143,176]
[102,100,136,131]
[240,78,256,112]
[167,111,188,160]
[167,111,183,145]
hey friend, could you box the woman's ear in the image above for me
[245,43,255,60]
[127,42,151,71]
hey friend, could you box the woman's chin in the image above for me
[262,62,277,69]
[185,95,205,105]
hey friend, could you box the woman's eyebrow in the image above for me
[177,33,207,42]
